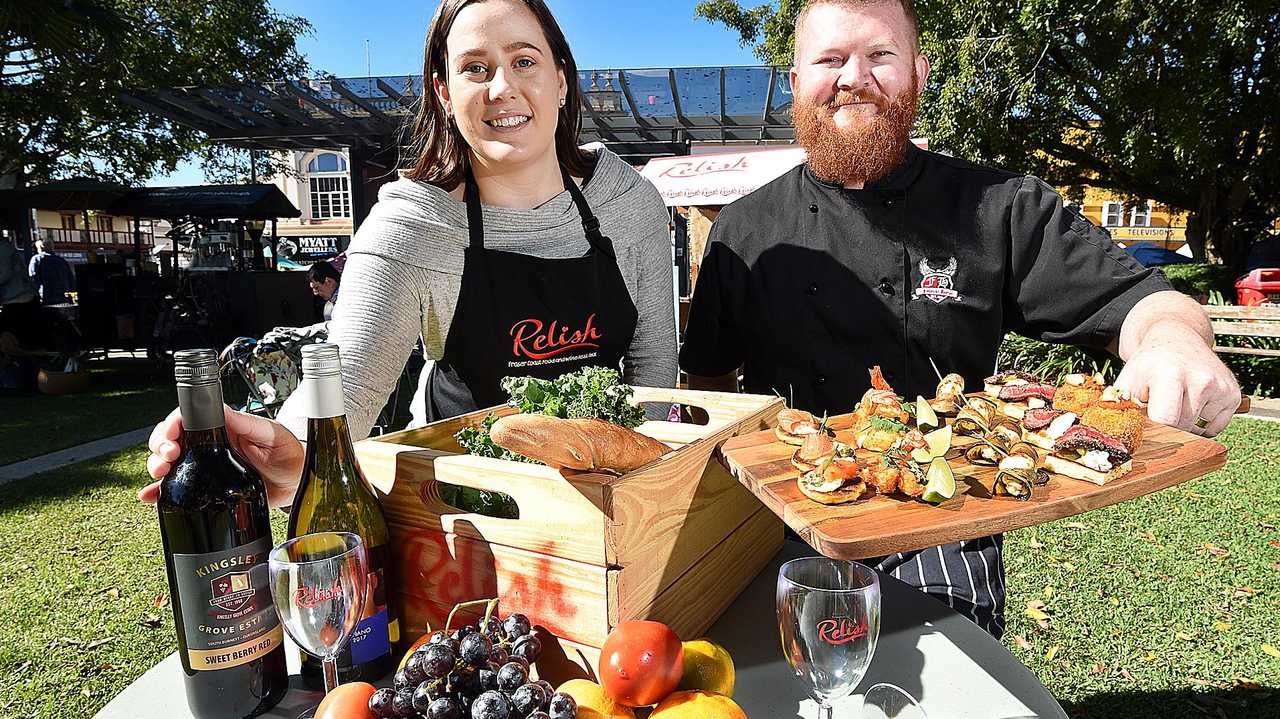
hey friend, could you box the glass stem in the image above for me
[818,702,833,719]
[322,655,339,694]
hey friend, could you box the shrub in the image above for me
[996,334,1118,386]
[1159,263,1238,299]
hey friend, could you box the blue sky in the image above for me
[150,0,762,186]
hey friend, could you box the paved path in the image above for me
[0,426,151,485]
[1245,397,1280,423]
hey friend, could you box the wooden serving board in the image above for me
[719,413,1228,559]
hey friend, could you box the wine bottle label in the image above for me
[172,536,283,671]
[348,544,392,665]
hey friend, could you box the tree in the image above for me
[0,0,311,192]
[696,0,1280,269]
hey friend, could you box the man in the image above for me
[679,0,1240,637]
[27,240,76,305]
[307,260,341,321]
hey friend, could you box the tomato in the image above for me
[314,681,377,719]
[598,620,684,707]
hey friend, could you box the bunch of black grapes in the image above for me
[367,613,578,719]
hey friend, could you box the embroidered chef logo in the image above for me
[816,617,868,645]
[913,257,962,304]
[510,314,603,362]
[210,571,255,613]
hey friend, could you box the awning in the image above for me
[0,177,131,211]
[641,139,930,207]
[106,184,300,220]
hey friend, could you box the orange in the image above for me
[677,638,735,697]
[557,679,636,719]
[651,690,747,719]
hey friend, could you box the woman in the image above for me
[141,0,676,503]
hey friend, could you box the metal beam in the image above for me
[240,84,320,128]
[156,89,244,131]
[760,66,777,141]
[280,79,360,128]
[719,68,729,126]
[577,97,622,143]
[375,78,417,110]
[194,87,284,130]
[118,92,221,134]
[667,69,689,127]
[613,70,659,142]
[327,76,399,133]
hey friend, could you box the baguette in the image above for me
[490,415,670,474]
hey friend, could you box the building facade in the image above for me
[269,149,355,266]
[31,209,159,264]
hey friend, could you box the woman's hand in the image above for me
[139,407,305,508]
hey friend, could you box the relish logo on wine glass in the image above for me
[209,571,255,613]
[294,579,344,610]
[816,617,869,646]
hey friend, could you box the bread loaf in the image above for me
[490,415,670,474]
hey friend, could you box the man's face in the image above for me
[790,1,930,186]
[310,278,337,301]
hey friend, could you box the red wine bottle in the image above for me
[157,349,288,718]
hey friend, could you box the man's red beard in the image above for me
[793,73,920,186]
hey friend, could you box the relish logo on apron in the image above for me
[509,313,604,367]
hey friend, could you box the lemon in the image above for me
[921,457,957,504]
[677,638,735,697]
[557,679,635,719]
[911,425,953,464]
[914,395,940,432]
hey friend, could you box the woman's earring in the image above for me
[559,97,566,108]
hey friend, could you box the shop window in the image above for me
[1102,202,1124,227]
[310,176,351,219]
[1129,201,1152,228]
[307,153,348,174]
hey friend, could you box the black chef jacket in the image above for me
[679,145,1172,417]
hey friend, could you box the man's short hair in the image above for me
[308,260,341,285]
[795,0,920,56]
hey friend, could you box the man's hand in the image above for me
[139,406,305,508]
[1114,293,1241,437]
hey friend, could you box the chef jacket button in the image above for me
[878,280,895,296]
[884,197,896,208]
[806,283,819,296]
[808,203,819,213]
[815,374,827,385]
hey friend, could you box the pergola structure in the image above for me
[121,66,795,227]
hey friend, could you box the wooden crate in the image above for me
[354,387,784,681]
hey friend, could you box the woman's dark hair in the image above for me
[308,261,341,285]
[403,0,589,188]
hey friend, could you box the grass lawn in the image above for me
[1,420,1277,718]
[0,356,176,466]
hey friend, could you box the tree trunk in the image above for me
[1194,186,1250,274]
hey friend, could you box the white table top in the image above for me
[97,541,1066,719]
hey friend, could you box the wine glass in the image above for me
[862,683,928,719]
[777,557,881,719]
[269,532,367,716]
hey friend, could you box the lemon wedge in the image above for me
[910,425,953,464]
[921,457,957,504]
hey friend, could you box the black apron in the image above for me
[424,166,639,420]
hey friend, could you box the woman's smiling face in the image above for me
[434,0,567,172]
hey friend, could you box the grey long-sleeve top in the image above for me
[278,147,678,441]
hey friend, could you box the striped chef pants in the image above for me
[868,535,1007,638]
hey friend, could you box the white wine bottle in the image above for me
[288,343,398,687]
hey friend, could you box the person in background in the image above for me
[307,260,342,321]
[27,239,76,305]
